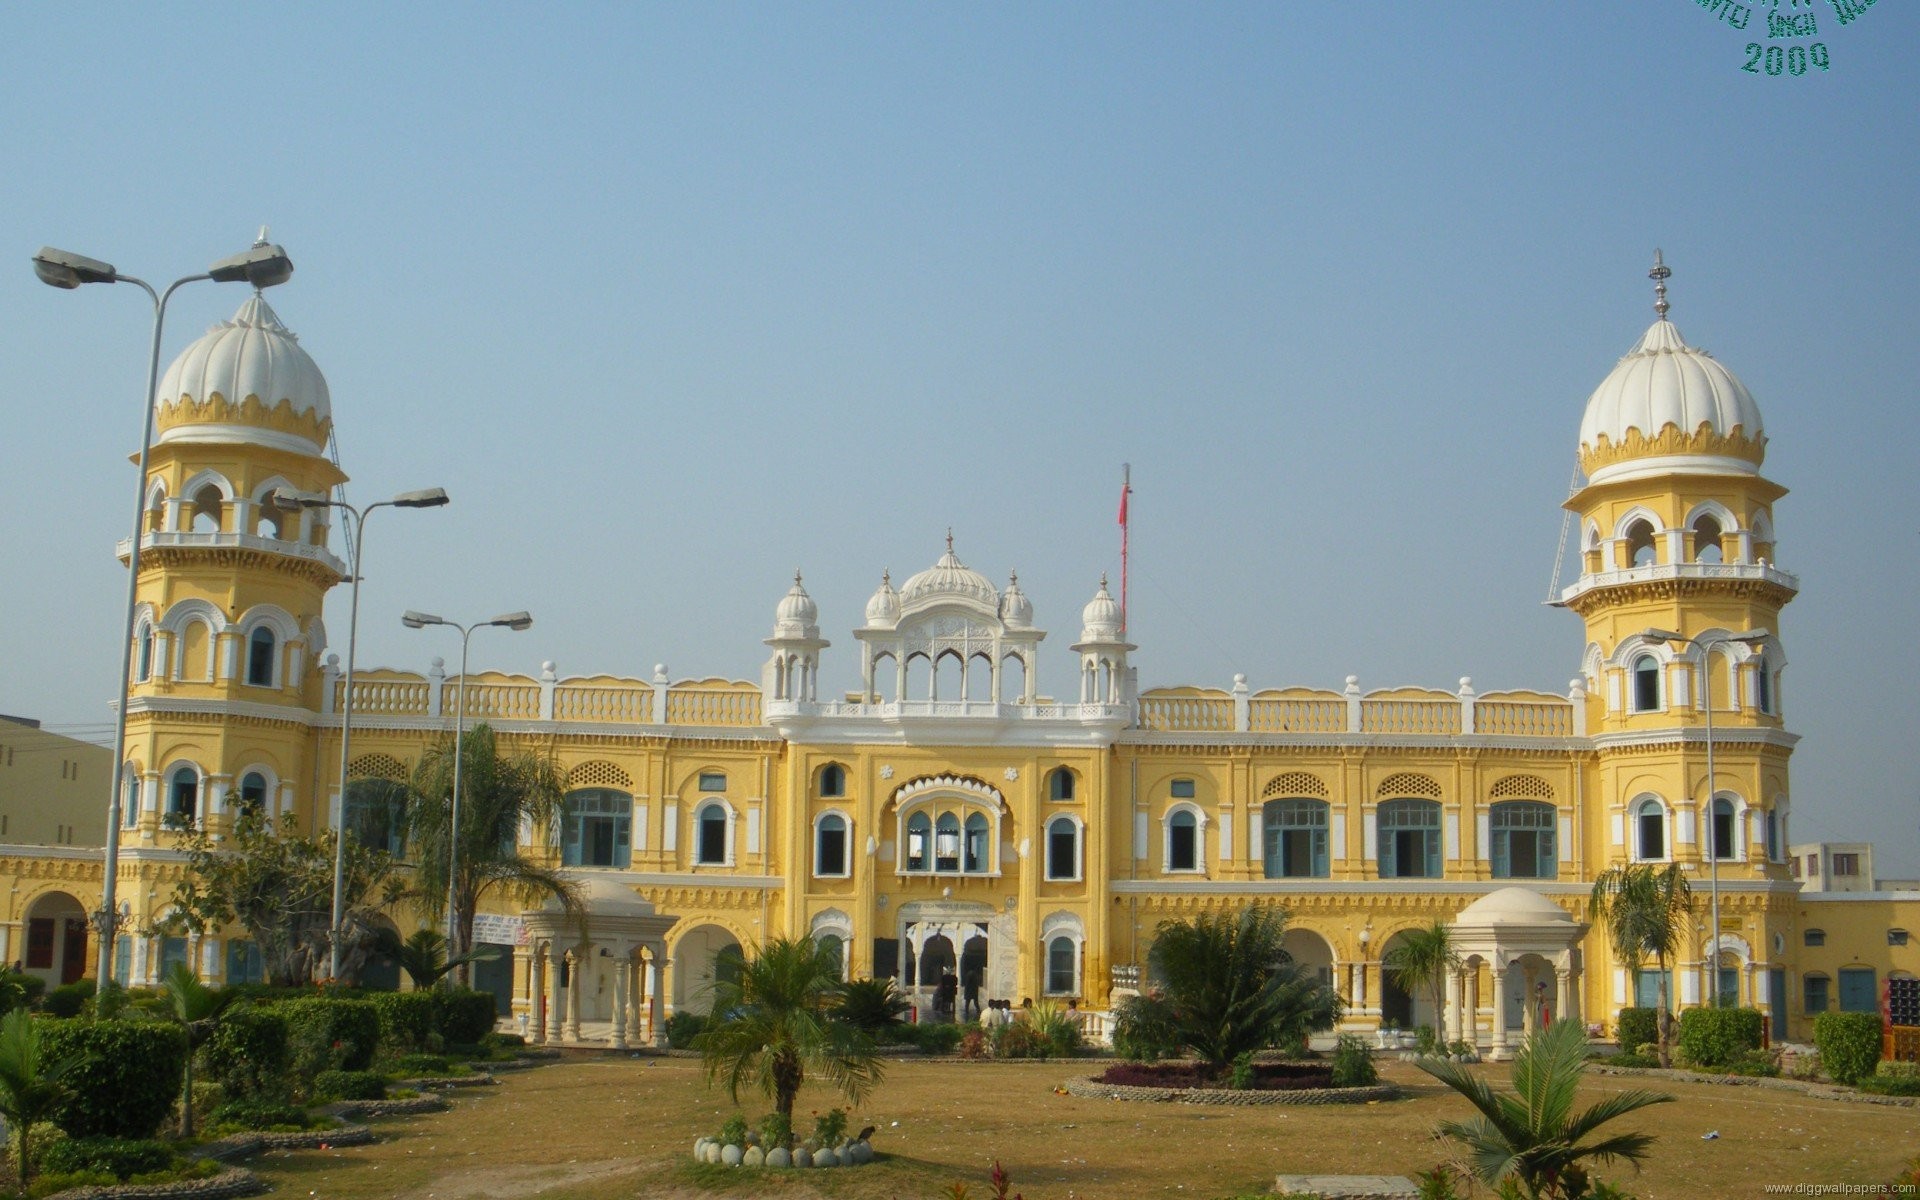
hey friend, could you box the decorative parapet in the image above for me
[322,666,758,729]
[1136,677,1579,742]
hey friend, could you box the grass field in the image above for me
[246,1054,1919,1199]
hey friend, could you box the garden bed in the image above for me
[324,1094,451,1119]
[1588,1063,1920,1106]
[39,1164,266,1200]
[1095,1061,1334,1091]
[1065,1073,1400,1106]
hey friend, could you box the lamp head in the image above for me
[1639,627,1686,645]
[401,610,445,629]
[32,247,117,289]
[1730,628,1771,644]
[270,488,326,511]
[491,612,534,631]
[206,242,294,288]
[390,488,449,508]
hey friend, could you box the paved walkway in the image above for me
[1274,1175,1419,1199]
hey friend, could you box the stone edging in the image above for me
[327,1094,451,1119]
[1063,1076,1401,1106]
[41,1166,266,1200]
[1588,1064,1918,1107]
[403,1073,498,1089]
[199,1120,377,1160]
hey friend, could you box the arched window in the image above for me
[1046,935,1077,995]
[245,626,277,687]
[1754,655,1773,714]
[1803,973,1830,1014]
[1625,520,1657,567]
[238,772,268,818]
[816,933,844,979]
[1634,797,1667,861]
[1262,799,1328,879]
[1166,807,1199,872]
[1047,767,1076,802]
[121,765,140,828]
[1378,798,1441,878]
[964,812,990,872]
[564,789,632,867]
[818,764,846,798]
[1710,797,1738,861]
[934,813,962,871]
[344,779,407,854]
[1631,655,1662,713]
[815,813,849,877]
[189,485,224,534]
[695,802,728,865]
[1691,515,1724,563]
[1046,816,1079,881]
[905,812,931,871]
[1490,800,1557,879]
[135,624,154,682]
[166,765,199,826]
[1764,807,1781,862]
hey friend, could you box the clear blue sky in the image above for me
[3,5,1915,872]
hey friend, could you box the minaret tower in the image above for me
[1558,255,1797,1006]
[120,292,346,850]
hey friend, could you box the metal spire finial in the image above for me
[945,528,954,554]
[1650,248,1672,320]
[882,569,891,587]
[793,569,803,586]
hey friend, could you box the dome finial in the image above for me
[1650,248,1672,320]
[945,527,954,554]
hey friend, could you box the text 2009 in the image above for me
[1742,42,1829,76]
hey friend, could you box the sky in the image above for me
[2,5,1915,874]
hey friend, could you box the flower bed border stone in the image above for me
[39,1165,266,1200]
[1063,1076,1400,1105]
[1588,1063,1919,1107]
[325,1094,451,1119]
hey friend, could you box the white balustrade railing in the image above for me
[119,529,346,574]
[337,678,431,715]
[1248,698,1346,733]
[666,689,761,727]
[551,684,652,723]
[1135,696,1234,732]
[764,699,1129,722]
[455,682,542,720]
[1359,699,1461,736]
[1562,560,1798,602]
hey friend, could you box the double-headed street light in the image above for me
[400,609,533,967]
[33,236,294,987]
[274,487,449,981]
[1639,626,1771,1009]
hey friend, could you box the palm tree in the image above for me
[406,724,580,984]
[694,936,883,1125]
[381,928,503,992]
[1148,904,1339,1071]
[1384,920,1460,1049]
[1419,1018,1674,1200]
[0,1008,70,1186]
[164,962,234,1137]
[1589,864,1694,1067]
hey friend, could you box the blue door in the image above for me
[1838,967,1878,1013]
[1768,968,1788,1041]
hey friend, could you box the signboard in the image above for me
[471,914,528,947]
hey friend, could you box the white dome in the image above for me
[899,542,999,611]
[538,876,657,917]
[1455,886,1574,926]
[1079,577,1123,641]
[1000,572,1033,629]
[1578,318,1764,477]
[863,571,901,628]
[772,572,820,640]
[155,295,331,452]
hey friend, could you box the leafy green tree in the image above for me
[694,936,883,1124]
[1589,864,1694,1067]
[1384,920,1461,1049]
[0,1008,70,1185]
[164,812,403,986]
[163,962,235,1136]
[1147,904,1339,1070]
[404,724,580,984]
[1420,1018,1674,1200]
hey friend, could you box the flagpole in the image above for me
[1119,463,1131,634]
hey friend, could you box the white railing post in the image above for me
[1569,677,1588,737]
[320,654,340,715]
[1345,675,1362,733]
[428,656,446,718]
[539,660,557,721]
[1458,676,1476,735]
[652,664,670,724]
[1232,673,1250,732]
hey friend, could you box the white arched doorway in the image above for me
[22,891,89,987]
[671,923,743,1014]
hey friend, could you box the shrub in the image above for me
[0,970,46,1014]
[40,1138,176,1181]
[1609,1051,1659,1069]
[1720,1049,1780,1078]
[1614,1007,1657,1054]
[716,1113,749,1148]
[40,981,96,1020]
[1030,1002,1082,1059]
[1677,1007,1764,1069]
[665,1011,706,1049]
[1813,1011,1883,1086]
[912,1022,966,1055]
[1330,1034,1378,1087]
[283,996,382,1082]
[312,1069,388,1101]
[385,1053,455,1077]
[203,1006,291,1101]
[834,977,912,1033]
[1857,1074,1920,1097]
[1113,990,1182,1059]
[370,991,438,1052]
[39,1019,188,1140]
[958,1028,989,1059]
[430,988,499,1045]
[990,1019,1045,1060]
[812,1106,848,1147]
[481,1031,525,1052]
[209,1100,315,1132]
[758,1110,792,1151]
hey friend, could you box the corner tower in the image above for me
[120,295,346,843]
[1558,255,1797,1005]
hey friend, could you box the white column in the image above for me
[528,950,545,1044]
[649,953,666,1046]
[1465,967,1481,1049]
[1354,960,1368,1014]
[543,942,564,1043]
[565,951,584,1041]
[610,952,629,1049]
[1446,967,1465,1047]
[1556,968,1573,1029]
[1491,962,1511,1059]
[627,955,644,1042]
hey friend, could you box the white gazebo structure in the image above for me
[1449,886,1589,1060]
[523,877,678,1048]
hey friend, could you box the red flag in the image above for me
[1117,482,1129,526]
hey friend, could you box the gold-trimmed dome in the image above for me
[154,295,332,454]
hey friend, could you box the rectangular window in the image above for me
[698,772,727,792]
[1837,967,1877,1013]
[817,825,847,876]
[1891,930,1910,947]
[1637,812,1664,860]
[1170,778,1195,799]
[1168,822,1196,872]
[1804,975,1829,1015]
[1633,969,1674,1010]
[1048,825,1078,880]
[1832,853,1860,877]
[906,828,927,872]
[1804,929,1825,947]
[1384,829,1440,879]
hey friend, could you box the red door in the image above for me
[60,919,88,985]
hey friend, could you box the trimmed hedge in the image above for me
[665,1011,706,1049]
[313,1069,388,1101]
[431,988,499,1045]
[210,1099,316,1132]
[40,1019,188,1140]
[1112,993,1183,1063]
[1615,1007,1658,1053]
[40,1137,176,1181]
[283,996,382,1083]
[386,1053,455,1077]
[1814,1011,1883,1086]
[1677,1006,1764,1068]
[204,1006,291,1101]
[371,991,437,1052]
[42,979,97,1019]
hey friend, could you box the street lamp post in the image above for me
[33,237,294,987]
[400,610,533,965]
[274,488,449,981]
[1640,626,1771,1009]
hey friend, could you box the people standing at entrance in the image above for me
[962,970,981,1018]
[938,969,958,1019]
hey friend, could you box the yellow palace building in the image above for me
[4,262,1914,1055]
